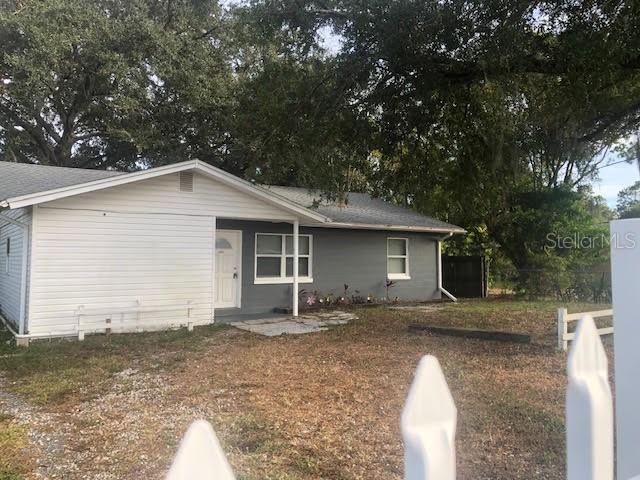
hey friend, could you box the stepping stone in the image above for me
[231,311,357,336]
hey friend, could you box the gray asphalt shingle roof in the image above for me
[0,161,463,232]
[0,161,123,200]
[266,186,463,232]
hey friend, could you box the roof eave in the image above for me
[2,161,187,209]
[307,221,466,234]
[2,160,329,223]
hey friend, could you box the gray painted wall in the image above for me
[216,219,441,317]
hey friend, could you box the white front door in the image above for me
[215,230,241,308]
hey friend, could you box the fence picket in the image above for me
[166,420,236,480]
[165,322,619,480]
[401,355,457,480]
[566,315,613,480]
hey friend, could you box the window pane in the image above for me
[388,257,406,274]
[257,257,281,277]
[299,257,309,276]
[285,235,310,255]
[299,236,310,255]
[388,239,407,256]
[257,235,282,254]
[215,238,232,250]
[285,257,310,277]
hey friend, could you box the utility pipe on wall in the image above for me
[437,233,457,302]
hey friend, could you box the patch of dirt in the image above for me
[0,300,610,479]
[0,374,67,478]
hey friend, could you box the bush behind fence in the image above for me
[491,268,611,303]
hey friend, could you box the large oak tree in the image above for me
[1,0,235,169]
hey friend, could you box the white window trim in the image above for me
[254,232,313,284]
[387,237,410,280]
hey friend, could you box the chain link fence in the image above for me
[490,268,611,303]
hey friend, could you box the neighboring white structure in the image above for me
[610,218,640,480]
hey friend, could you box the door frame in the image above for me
[215,229,243,309]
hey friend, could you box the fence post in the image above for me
[401,355,457,480]
[566,315,613,480]
[76,305,85,341]
[166,420,235,480]
[557,308,568,351]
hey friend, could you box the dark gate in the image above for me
[442,256,488,298]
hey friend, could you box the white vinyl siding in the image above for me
[43,172,297,221]
[0,208,31,328]
[387,237,410,280]
[28,208,214,336]
[254,233,312,284]
[26,172,300,336]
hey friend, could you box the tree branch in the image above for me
[0,102,56,163]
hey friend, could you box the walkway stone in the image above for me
[231,310,357,336]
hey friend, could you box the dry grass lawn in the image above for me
[0,298,612,480]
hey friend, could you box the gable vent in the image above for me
[179,171,194,192]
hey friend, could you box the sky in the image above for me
[592,157,640,208]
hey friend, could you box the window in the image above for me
[255,233,313,284]
[4,238,9,274]
[387,238,409,279]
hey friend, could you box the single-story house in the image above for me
[0,160,463,344]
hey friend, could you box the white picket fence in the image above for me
[165,314,617,480]
[557,307,613,351]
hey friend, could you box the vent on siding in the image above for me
[179,171,194,192]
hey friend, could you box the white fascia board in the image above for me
[303,221,466,234]
[3,159,329,223]
[5,160,197,209]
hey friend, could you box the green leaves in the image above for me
[617,180,640,219]
[0,0,234,167]
[0,0,637,293]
